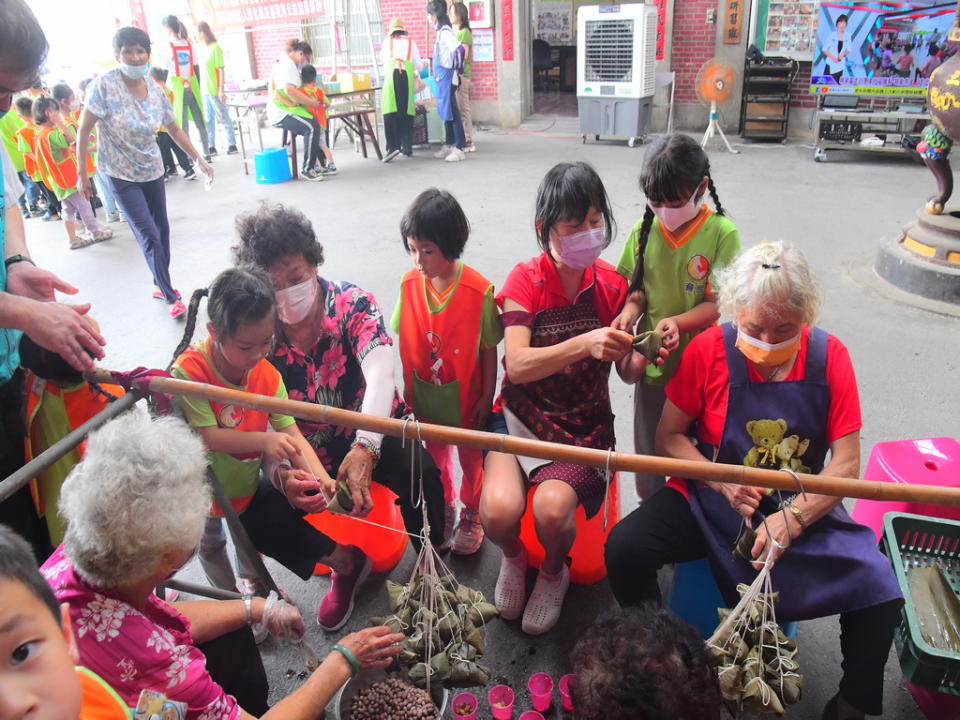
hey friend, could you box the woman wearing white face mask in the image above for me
[613,133,740,500]
[606,242,903,720]
[232,203,449,632]
[75,26,213,319]
[480,162,649,636]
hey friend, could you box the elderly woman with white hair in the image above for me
[41,410,403,720]
[605,242,902,720]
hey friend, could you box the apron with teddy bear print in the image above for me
[688,323,901,621]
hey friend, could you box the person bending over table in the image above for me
[604,241,903,720]
[43,409,403,720]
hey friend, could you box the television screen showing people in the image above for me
[810,0,955,96]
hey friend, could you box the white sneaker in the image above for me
[464,144,477,153]
[445,148,466,162]
[494,548,527,621]
[433,145,453,159]
[521,565,570,635]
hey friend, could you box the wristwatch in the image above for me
[787,503,807,530]
[4,254,35,269]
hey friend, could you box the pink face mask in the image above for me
[557,226,606,269]
[651,192,703,233]
[276,277,318,324]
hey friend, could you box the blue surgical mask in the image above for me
[119,62,151,80]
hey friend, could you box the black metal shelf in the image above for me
[739,54,798,142]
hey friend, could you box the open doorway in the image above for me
[528,0,578,116]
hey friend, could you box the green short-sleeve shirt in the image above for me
[456,28,474,79]
[617,209,740,385]
[202,43,225,97]
[45,129,74,200]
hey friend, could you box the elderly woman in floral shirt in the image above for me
[43,410,403,720]
[233,203,447,554]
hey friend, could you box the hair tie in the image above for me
[762,263,781,270]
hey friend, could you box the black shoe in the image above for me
[227,145,239,155]
[207,147,218,156]
[203,154,213,163]
[184,169,197,180]
[383,148,401,163]
[301,168,325,182]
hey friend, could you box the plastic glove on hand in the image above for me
[262,590,306,641]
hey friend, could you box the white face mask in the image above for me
[556,226,605,270]
[276,277,318,324]
[651,192,702,233]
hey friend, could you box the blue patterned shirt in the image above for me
[85,70,175,182]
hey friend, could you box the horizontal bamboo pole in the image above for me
[89,370,960,507]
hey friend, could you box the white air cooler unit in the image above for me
[577,3,658,144]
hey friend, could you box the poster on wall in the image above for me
[810,0,954,96]
[533,0,573,44]
[655,0,666,60]
[473,28,495,61]
[760,0,819,60]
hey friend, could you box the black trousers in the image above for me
[156,132,193,173]
[383,70,413,155]
[274,114,321,171]
[199,627,269,715]
[0,370,52,562]
[605,487,902,716]
[239,433,447,579]
[39,182,61,215]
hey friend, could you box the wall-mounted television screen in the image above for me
[810,1,956,96]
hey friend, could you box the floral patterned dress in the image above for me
[41,547,240,720]
[269,277,405,472]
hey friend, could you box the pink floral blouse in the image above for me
[41,547,241,720]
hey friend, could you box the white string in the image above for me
[602,448,614,531]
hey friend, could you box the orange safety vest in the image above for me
[14,124,39,179]
[301,85,328,129]
[77,666,132,720]
[169,41,194,81]
[35,125,77,191]
[23,374,125,516]
[390,36,413,69]
[64,115,96,175]
[398,264,490,428]
[173,341,286,514]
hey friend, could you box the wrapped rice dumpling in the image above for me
[632,330,665,362]
[324,481,354,515]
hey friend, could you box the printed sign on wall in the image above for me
[501,0,514,61]
[724,0,743,43]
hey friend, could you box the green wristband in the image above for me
[332,643,360,677]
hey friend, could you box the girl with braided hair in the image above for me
[613,133,740,499]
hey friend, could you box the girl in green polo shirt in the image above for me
[614,133,740,500]
[197,21,238,155]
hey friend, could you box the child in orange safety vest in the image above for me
[391,188,502,555]
[19,319,125,546]
[32,96,113,249]
[299,64,338,174]
[14,96,61,221]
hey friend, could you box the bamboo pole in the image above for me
[89,370,960,507]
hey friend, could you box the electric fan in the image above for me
[696,58,740,154]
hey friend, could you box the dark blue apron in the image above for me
[688,323,902,621]
[433,29,455,122]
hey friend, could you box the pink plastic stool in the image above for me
[853,438,960,542]
[854,438,960,720]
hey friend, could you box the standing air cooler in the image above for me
[577,3,658,147]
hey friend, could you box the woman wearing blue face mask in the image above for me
[75,26,213,319]
[480,162,646,636]
[612,132,741,500]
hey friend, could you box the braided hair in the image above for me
[628,134,727,295]
[171,267,277,365]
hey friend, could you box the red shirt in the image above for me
[665,325,862,499]
[496,253,627,326]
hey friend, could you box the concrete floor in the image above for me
[22,118,960,718]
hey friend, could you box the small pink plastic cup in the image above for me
[559,673,576,712]
[488,685,515,720]
[518,713,545,720]
[450,691,478,720]
[527,672,554,712]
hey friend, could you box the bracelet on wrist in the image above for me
[242,594,254,626]
[331,643,360,677]
[351,437,380,464]
[4,254,35,270]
